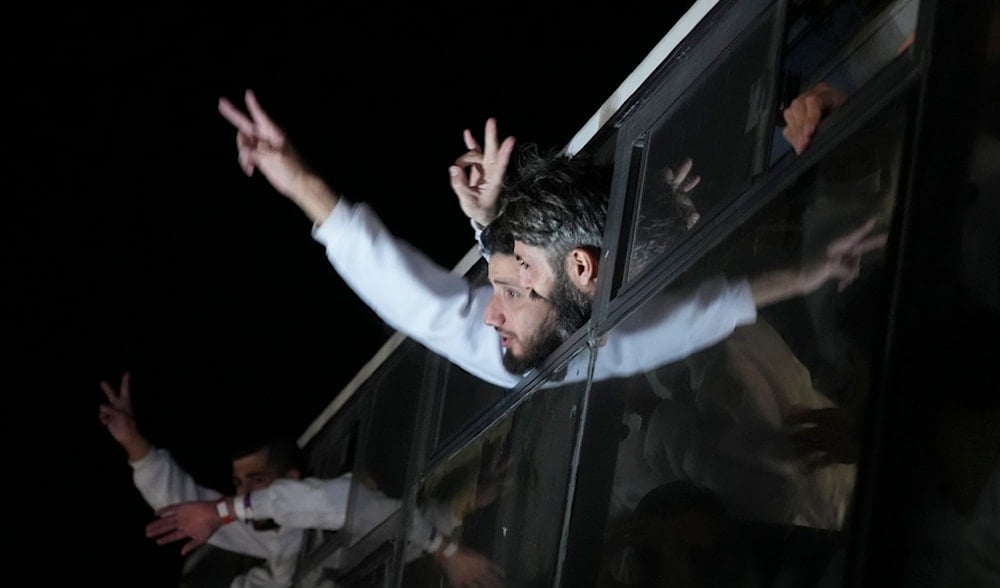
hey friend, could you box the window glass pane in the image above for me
[627,0,919,288]
[594,98,908,586]
[769,0,919,164]
[626,4,782,285]
[346,341,430,545]
[297,418,361,570]
[334,545,393,588]
[401,379,590,587]
[784,0,918,89]
[434,364,507,449]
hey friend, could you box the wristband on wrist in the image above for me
[233,494,248,521]
[216,499,236,524]
[435,540,459,564]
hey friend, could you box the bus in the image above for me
[275,0,998,585]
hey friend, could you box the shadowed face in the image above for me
[231,447,300,530]
[513,241,592,338]
[512,242,556,300]
[483,253,564,374]
[231,448,284,495]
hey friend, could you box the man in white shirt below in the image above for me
[99,371,502,588]
[99,371,322,587]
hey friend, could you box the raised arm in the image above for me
[216,94,522,388]
[218,89,339,224]
[100,375,218,506]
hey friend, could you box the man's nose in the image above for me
[483,299,504,327]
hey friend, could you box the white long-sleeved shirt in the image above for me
[131,448,308,588]
[132,450,454,586]
[313,199,757,388]
[248,475,455,560]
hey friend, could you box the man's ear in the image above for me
[565,247,599,296]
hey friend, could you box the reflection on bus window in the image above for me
[597,97,908,587]
[771,0,919,162]
[346,344,428,544]
[627,4,783,285]
[627,0,917,286]
[403,380,589,587]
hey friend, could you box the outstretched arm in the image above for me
[218,89,339,224]
[98,371,151,461]
[448,117,516,228]
[146,475,355,556]
[100,374,218,507]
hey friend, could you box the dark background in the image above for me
[9,2,694,585]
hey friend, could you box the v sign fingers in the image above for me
[218,90,286,148]
[218,97,257,137]
[827,217,879,258]
[244,89,286,146]
[99,371,132,412]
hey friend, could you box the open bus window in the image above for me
[625,2,782,287]
[770,0,919,163]
[623,0,918,289]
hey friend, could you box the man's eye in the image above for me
[506,289,519,299]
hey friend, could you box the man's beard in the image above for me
[501,315,565,375]
[550,266,592,339]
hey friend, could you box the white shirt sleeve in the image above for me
[315,200,758,389]
[313,200,519,388]
[250,475,353,530]
[130,448,294,564]
[130,447,222,509]
[590,275,757,381]
[248,473,455,566]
